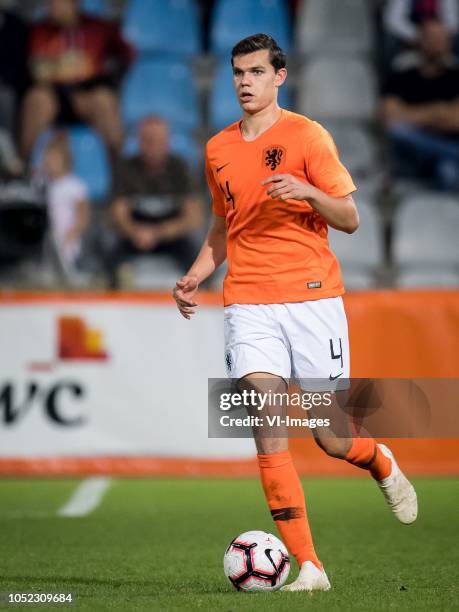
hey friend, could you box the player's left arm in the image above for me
[262,175,359,234]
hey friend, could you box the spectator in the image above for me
[382,20,459,192]
[0,129,23,179]
[108,116,204,288]
[383,0,459,66]
[0,5,28,132]
[21,0,134,157]
[42,132,90,271]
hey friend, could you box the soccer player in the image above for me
[173,33,418,592]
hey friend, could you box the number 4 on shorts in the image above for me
[329,338,343,368]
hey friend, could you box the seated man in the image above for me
[382,20,459,192]
[384,0,458,55]
[108,116,204,288]
[21,0,133,156]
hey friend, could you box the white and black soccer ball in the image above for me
[223,530,290,592]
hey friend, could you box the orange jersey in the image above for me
[205,109,357,306]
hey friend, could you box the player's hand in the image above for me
[173,275,199,319]
[261,174,316,202]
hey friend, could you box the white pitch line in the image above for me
[57,477,112,518]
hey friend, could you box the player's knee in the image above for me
[255,438,288,455]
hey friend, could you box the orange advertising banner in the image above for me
[291,289,459,475]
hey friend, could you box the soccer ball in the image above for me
[223,530,290,592]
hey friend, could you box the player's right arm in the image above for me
[173,148,227,319]
[173,214,226,319]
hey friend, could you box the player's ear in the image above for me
[274,68,287,87]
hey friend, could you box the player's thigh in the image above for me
[285,297,350,391]
[223,304,291,381]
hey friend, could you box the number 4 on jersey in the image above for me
[220,180,235,209]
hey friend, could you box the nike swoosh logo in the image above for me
[216,162,230,173]
[264,549,277,571]
[329,372,343,381]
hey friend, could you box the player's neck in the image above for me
[240,105,283,142]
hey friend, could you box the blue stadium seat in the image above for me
[122,0,201,56]
[68,126,112,203]
[123,127,200,168]
[81,0,110,17]
[31,126,112,203]
[210,0,290,56]
[121,58,200,132]
[209,61,291,131]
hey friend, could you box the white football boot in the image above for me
[376,444,418,524]
[280,561,331,592]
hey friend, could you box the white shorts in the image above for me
[223,297,350,391]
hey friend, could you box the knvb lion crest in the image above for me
[263,145,286,171]
[225,351,233,373]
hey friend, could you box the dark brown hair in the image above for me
[231,33,286,71]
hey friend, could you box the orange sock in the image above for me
[257,450,321,569]
[345,438,392,480]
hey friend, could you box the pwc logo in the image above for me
[0,316,110,427]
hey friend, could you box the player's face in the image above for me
[232,50,286,114]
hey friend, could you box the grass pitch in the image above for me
[0,477,457,611]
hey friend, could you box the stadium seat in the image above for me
[121,58,200,132]
[392,192,459,267]
[209,60,291,131]
[128,255,184,289]
[31,126,112,203]
[328,197,383,288]
[297,58,377,121]
[122,0,201,56]
[322,122,378,182]
[295,0,375,56]
[210,0,290,56]
[68,126,112,203]
[123,127,200,168]
[81,0,110,16]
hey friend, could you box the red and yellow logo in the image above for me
[58,316,108,361]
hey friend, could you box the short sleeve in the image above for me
[305,125,357,198]
[205,149,226,217]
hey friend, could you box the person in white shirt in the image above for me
[42,133,90,269]
[383,0,459,67]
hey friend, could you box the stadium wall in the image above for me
[0,290,458,477]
